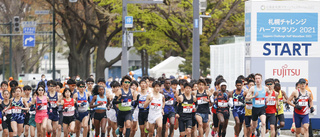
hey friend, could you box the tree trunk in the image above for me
[95,42,107,81]
[141,49,149,77]
[13,43,23,79]
[141,50,145,76]
[68,50,90,80]
[145,50,149,76]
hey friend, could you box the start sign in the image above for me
[245,1,320,128]
[263,43,311,56]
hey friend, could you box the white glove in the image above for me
[228,98,233,107]
[210,95,215,103]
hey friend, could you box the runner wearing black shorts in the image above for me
[1,90,13,137]
[245,74,271,137]
[113,75,134,137]
[214,81,231,137]
[176,83,196,137]
[193,79,211,137]
[47,80,61,137]
[162,79,176,137]
[137,79,149,137]
[23,85,32,137]
[90,85,108,137]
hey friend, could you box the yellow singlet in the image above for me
[277,91,284,115]
[245,95,252,116]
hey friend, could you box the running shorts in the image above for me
[94,112,107,121]
[178,118,192,132]
[117,110,132,128]
[294,112,309,128]
[138,111,149,125]
[63,116,75,125]
[252,107,266,121]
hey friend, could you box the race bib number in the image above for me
[139,101,145,108]
[298,98,308,106]
[50,101,57,108]
[183,104,193,113]
[39,105,47,110]
[218,100,228,107]
[165,98,174,105]
[78,101,87,111]
[97,101,107,108]
[5,107,12,114]
[234,99,243,106]
[121,99,132,107]
[197,97,208,105]
[29,111,36,115]
[255,98,265,105]
[246,104,253,110]
[150,103,161,110]
[279,97,283,102]
[37,102,48,110]
[67,106,75,111]
[267,97,276,106]
[12,106,21,113]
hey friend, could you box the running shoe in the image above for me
[116,128,120,135]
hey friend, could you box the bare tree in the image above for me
[0,0,50,79]
[45,0,122,80]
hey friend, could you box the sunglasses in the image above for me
[79,86,85,88]
[124,81,131,84]
[87,82,94,85]
[49,85,55,87]
[38,89,44,91]
[266,83,273,86]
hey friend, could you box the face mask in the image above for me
[42,78,45,81]
[76,78,80,80]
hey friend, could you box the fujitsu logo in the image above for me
[272,64,301,78]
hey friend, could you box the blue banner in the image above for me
[245,13,251,42]
[257,13,318,42]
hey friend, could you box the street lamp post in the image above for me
[2,45,4,81]
[121,0,163,77]
[192,0,200,79]
[9,22,12,78]
[121,0,128,77]
[52,0,56,80]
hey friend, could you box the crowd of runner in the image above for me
[0,73,314,137]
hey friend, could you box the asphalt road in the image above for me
[67,120,295,137]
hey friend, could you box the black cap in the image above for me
[298,78,306,84]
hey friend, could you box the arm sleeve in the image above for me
[112,96,121,104]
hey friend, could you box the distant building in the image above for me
[36,46,144,80]
[38,52,68,79]
[104,47,142,79]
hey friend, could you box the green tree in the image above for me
[179,0,244,76]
